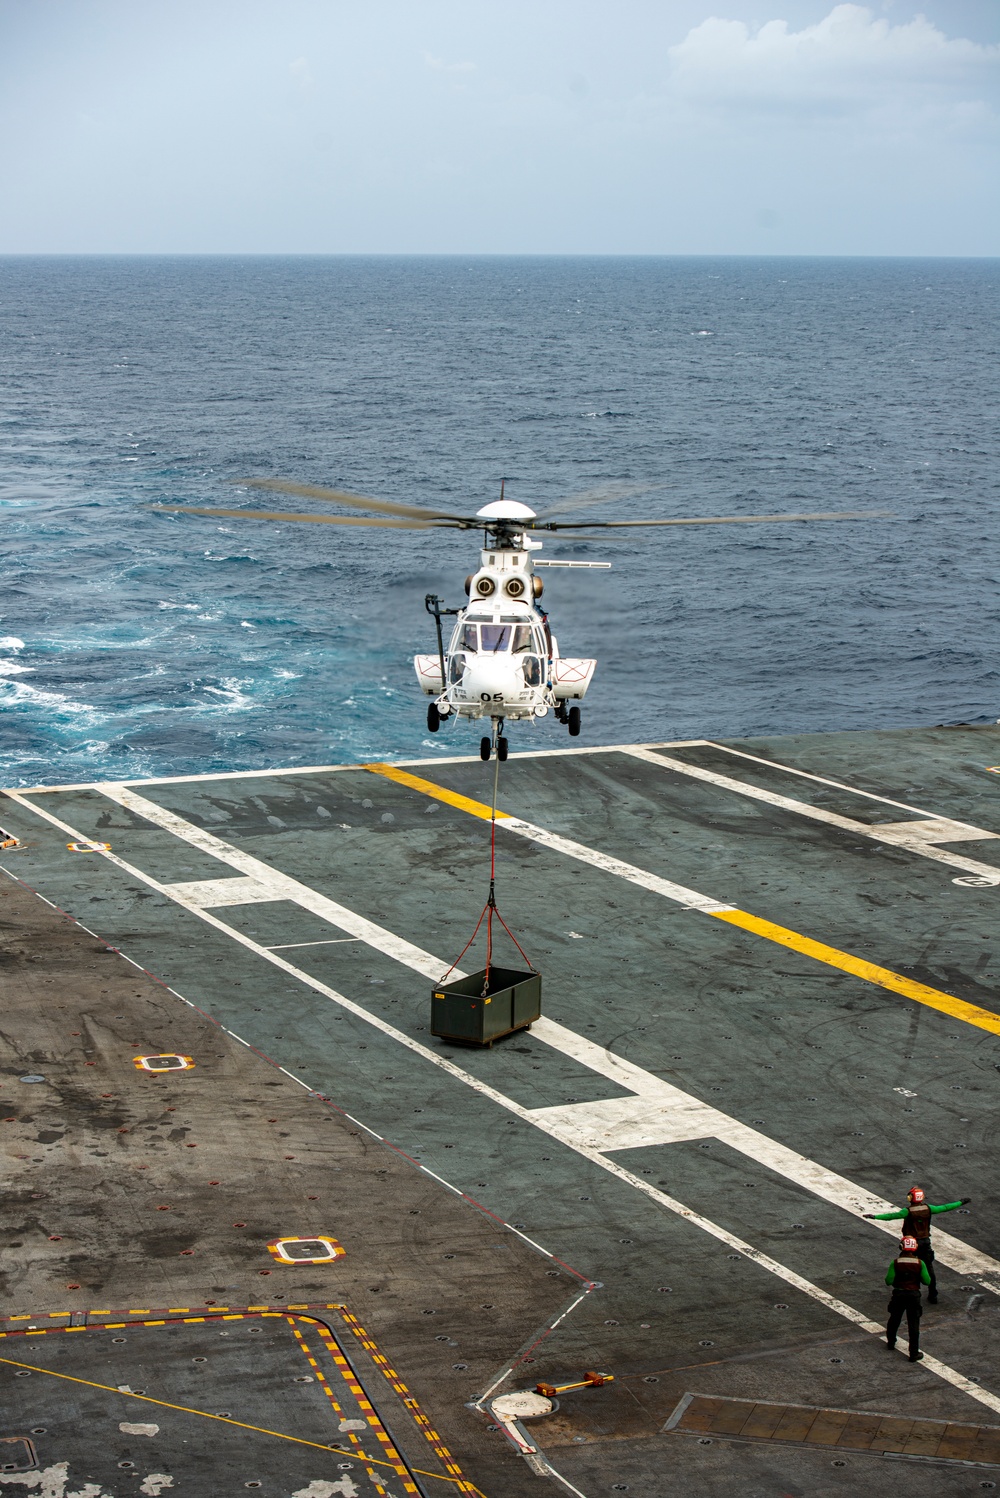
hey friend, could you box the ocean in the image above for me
[1,255,998,788]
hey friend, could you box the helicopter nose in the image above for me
[464,659,519,701]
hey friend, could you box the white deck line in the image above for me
[266,938,361,950]
[164,876,283,907]
[91,788,1000,1282]
[4,785,999,1415]
[14,740,709,795]
[10,781,998,1279]
[701,740,976,818]
[103,787,450,982]
[623,747,1000,882]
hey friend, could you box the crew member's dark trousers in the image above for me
[887,1291,922,1357]
[916,1240,937,1300]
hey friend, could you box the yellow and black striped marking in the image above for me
[0,1302,481,1493]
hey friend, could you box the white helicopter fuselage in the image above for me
[413,542,596,724]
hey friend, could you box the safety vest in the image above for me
[892,1253,924,1293]
[904,1203,932,1240]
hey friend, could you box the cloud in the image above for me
[667,4,1000,118]
[422,50,476,75]
[288,56,314,94]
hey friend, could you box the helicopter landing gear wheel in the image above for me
[427,702,441,732]
[497,736,509,762]
[480,736,492,762]
[568,705,581,737]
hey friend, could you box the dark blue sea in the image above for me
[1,256,998,788]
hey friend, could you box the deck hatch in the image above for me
[665,1393,1000,1464]
[0,1437,37,1472]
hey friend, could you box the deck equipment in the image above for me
[535,1371,614,1397]
[430,745,540,1046]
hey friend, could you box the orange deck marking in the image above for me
[268,1235,345,1265]
[290,1320,417,1496]
[325,1308,480,1495]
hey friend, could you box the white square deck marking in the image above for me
[527,1095,719,1150]
[162,876,283,907]
[871,819,1000,845]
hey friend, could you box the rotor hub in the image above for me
[476,500,537,522]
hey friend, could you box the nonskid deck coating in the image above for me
[2,723,1000,1496]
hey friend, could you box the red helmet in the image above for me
[901,1235,918,1252]
[908,1187,925,1203]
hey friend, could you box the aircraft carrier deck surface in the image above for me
[2,724,1000,1497]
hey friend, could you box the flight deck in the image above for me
[2,724,1000,1496]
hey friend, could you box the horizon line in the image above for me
[0,250,998,261]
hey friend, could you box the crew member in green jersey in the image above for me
[865,1187,971,1303]
[885,1235,931,1361]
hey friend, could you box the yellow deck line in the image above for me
[713,909,1000,1035]
[0,1354,475,1486]
[366,762,511,822]
[364,762,1000,1038]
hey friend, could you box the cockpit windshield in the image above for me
[479,625,511,652]
[458,621,538,654]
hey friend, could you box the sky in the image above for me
[0,1,998,255]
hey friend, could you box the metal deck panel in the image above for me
[4,725,1000,1494]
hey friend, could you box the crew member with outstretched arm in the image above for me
[865,1187,971,1303]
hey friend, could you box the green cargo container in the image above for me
[431,966,541,1046]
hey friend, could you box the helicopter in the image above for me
[154,479,886,763]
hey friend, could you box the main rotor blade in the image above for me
[529,530,634,544]
[534,481,660,521]
[235,478,473,524]
[150,504,450,530]
[541,509,892,530]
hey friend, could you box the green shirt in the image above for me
[870,1200,962,1221]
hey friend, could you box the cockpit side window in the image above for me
[511,625,533,653]
[460,624,479,651]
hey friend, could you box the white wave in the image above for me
[0,676,105,721]
[0,635,25,650]
[158,601,200,611]
[0,660,35,675]
[201,678,254,712]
